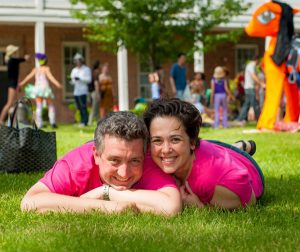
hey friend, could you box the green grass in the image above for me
[0,124,300,251]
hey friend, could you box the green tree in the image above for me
[70,0,250,69]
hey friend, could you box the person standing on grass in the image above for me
[0,45,30,125]
[149,66,165,100]
[235,56,262,125]
[170,53,187,99]
[70,53,91,127]
[143,98,264,209]
[88,60,101,126]
[19,53,62,128]
[210,66,233,129]
[99,63,114,118]
[21,111,181,216]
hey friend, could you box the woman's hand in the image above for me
[180,182,204,208]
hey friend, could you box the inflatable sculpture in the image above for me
[246,1,300,130]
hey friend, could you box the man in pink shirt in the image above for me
[21,112,181,216]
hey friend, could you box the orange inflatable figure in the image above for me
[246,1,300,130]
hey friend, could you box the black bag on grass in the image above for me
[0,97,57,173]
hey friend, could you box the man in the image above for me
[21,111,181,216]
[70,53,91,127]
[170,53,187,99]
[236,56,263,124]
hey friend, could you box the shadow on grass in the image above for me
[258,175,300,208]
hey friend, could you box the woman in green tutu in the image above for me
[19,53,62,128]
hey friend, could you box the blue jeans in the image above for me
[237,88,260,121]
[74,95,88,125]
[176,90,185,100]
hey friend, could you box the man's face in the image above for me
[178,55,186,65]
[74,59,82,67]
[93,135,145,190]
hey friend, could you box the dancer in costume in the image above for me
[19,53,62,128]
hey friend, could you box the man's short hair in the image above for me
[177,53,186,59]
[94,111,149,153]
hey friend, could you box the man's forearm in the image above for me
[21,192,133,213]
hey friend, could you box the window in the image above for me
[62,42,89,100]
[138,57,151,101]
[0,47,7,72]
[0,47,8,109]
[235,45,258,73]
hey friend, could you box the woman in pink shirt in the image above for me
[143,98,264,209]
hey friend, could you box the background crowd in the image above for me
[148,53,270,129]
[1,45,296,129]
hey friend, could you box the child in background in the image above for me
[190,72,207,105]
[19,53,62,128]
[189,84,204,113]
[210,66,233,128]
[148,66,164,100]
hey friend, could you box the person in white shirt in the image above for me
[236,55,263,124]
[70,53,92,127]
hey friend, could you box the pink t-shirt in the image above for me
[40,141,177,196]
[187,140,264,207]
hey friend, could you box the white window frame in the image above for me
[0,46,8,72]
[61,41,89,101]
[138,56,152,101]
[235,44,259,74]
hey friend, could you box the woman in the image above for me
[98,63,114,118]
[88,60,101,125]
[143,98,264,209]
[19,53,61,128]
[0,45,30,124]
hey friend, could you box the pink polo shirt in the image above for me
[40,141,177,196]
[187,140,264,207]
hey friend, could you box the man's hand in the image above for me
[80,186,104,199]
[180,182,204,208]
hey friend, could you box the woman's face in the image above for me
[194,73,201,80]
[149,116,195,177]
[102,64,109,74]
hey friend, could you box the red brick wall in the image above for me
[204,34,265,82]
[0,25,139,123]
[0,25,266,123]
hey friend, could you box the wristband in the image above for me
[103,184,110,201]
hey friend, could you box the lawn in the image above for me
[0,124,299,252]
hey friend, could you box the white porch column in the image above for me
[194,41,204,73]
[117,45,129,111]
[34,21,45,67]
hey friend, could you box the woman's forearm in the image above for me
[109,187,181,216]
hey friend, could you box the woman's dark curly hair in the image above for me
[143,98,202,147]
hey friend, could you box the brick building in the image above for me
[0,0,299,123]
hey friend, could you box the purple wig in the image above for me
[35,52,47,60]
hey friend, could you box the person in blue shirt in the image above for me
[170,53,187,100]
